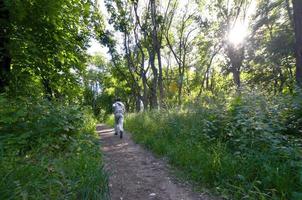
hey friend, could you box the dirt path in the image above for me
[97,124,215,200]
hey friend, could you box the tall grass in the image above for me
[0,96,109,199]
[125,91,302,200]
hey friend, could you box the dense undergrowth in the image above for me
[125,91,302,200]
[0,95,109,199]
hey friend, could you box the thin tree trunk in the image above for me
[139,49,148,110]
[123,32,144,109]
[232,68,241,89]
[150,0,163,108]
[142,71,148,110]
[278,68,285,92]
[0,0,11,93]
[227,45,244,90]
[133,3,149,110]
[157,47,164,108]
[41,77,53,101]
[178,72,183,106]
[197,48,219,97]
[293,0,302,87]
[139,54,149,110]
[148,49,158,109]
[286,0,294,28]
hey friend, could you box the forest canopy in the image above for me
[88,0,302,112]
[1,0,302,109]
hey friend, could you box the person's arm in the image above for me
[112,103,116,112]
[121,103,126,113]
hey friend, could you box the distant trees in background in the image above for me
[96,0,302,112]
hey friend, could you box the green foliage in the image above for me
[94,0,298,110]
[2,0,102,100]
[285,90,302,135]
[105,114,115,127]
[0,0,300,198]
[247,0,295,92]
[0,0,109,198]
[125,91,302,200]
[84,54,132,119]
[1,96,86,153]
[0,96,109,199]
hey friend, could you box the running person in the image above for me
[112,98,125,139]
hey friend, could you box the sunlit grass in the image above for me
[125,92,302,200]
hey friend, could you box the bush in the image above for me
[0,95,109,199]
[125,91,302,200]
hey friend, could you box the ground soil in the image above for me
[97,124,217,200]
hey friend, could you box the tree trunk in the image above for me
[41,77,53,101]
[232,68,241,89]
[148,49,158,109]
[132,7,149,111]
[135,96,143,112]
[0,0,11,93]
[178,73,183,106]
[227,45,244,90]
[286,0,294,28]
[156,47,164,108]
[139,49,149,110]
[142,72,148,110]
[123,32,144,110]
[293,0,302,87]
[150,0,163,108]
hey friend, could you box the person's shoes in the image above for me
[115,132,118,135]
[120,131,123,139]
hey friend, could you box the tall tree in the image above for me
[133,1,150,109]
[221,0,250,90]
[104,0,148,110]
[248,0,295,93]
[0,0,11,93]
[150,0,163,108]
[293,0,302,86]
[165,2,197,105]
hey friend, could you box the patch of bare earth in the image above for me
[97,124,218,200]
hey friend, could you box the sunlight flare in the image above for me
[227,23,248,46]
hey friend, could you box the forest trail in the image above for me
[97,124,215,200]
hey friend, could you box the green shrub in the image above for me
[125,91,302,200]
[0,95,109,199]
[105,114,115,127]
